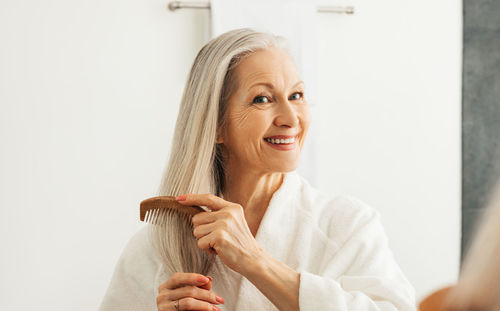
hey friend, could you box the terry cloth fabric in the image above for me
[99,170,416,310]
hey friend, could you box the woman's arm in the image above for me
[176,193,416,311]
[242,250,300,311]
[242,208,416,311]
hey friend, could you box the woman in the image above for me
[100,28,416,311]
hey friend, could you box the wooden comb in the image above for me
[140,196,205,224]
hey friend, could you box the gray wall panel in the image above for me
[462,0,500,260]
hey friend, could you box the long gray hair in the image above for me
[148,28,290,275]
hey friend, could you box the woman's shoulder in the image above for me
[100,225,162,310]
[293,172,377,218]
[293,173,380,242]
[116,225,163,276]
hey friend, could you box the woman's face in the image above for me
[219,47,311,174]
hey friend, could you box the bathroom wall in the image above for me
[314,0,462,301]
[0,0,461,309]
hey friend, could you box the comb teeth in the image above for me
[140,196,205,224]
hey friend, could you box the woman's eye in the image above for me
[252,96,269,104]
[290,92,303,100]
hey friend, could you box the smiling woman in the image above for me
[99,28,416,311]
[218,46,310,185]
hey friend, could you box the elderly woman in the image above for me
[100,28,416,311]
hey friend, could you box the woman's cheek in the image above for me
[229,107,254,128]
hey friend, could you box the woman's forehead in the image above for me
[235,48,301,90]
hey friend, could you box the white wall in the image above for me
[314,0,462,302]
[0,0,461,309]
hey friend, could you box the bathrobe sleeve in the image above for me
[99,226,159,311]
[298,200,416,311]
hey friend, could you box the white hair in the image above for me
[148,28,290,275]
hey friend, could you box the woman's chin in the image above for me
[268,160,300,173]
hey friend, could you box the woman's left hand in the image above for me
[175,193,264,275]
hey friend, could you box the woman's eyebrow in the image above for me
[249,82,274,90]
[248,80,304,90]
[294,80,305,88]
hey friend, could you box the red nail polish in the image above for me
[207,275,213,282]
[216,295,224,304]
[197,275,209,283]
[176,195,187,201]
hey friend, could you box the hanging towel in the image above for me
[209,0,319,186]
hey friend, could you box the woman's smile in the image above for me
[263,135,298,151]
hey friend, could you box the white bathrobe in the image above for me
[99,171,416,310]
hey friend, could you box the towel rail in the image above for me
[167,1,355,14]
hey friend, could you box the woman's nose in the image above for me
[273,99,300,128]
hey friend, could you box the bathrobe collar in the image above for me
[253,170,300,251]
[232,170,301,310]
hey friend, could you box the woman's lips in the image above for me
[263,138,298,151]
[265,135,297,140]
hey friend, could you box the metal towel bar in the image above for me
[167,1,355,14]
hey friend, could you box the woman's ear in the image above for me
[216,127,224,144]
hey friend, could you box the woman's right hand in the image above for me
[156,272,225,311]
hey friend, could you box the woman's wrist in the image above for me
[239,245,266,275]
[242,250,300,311]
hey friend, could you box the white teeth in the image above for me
[265,137,296,144]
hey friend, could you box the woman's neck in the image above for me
[222,167,284,237]
[222,167,284,214]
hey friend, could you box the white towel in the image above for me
[210,0,318,186]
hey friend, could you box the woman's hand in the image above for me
[175,194,265,275]
[156,272,224,311]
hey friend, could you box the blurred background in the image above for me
[2,0,493,310]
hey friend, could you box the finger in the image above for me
[178,297,221,311]
[176,193,229,211]
[157,278,213,305]
[167,285,222,305]
[193,221,218,239]
[198,276,212,290]
[192,211,217,226]
[158,297,219,311]
[161,273,210,291]
[197,233,220,255]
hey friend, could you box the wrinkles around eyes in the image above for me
[229,107,253,129]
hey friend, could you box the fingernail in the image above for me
[216,295,224,304]
[197,275,209,283]
[213,306,221,311]
[207,275,213,282]
[175,194,187,201]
